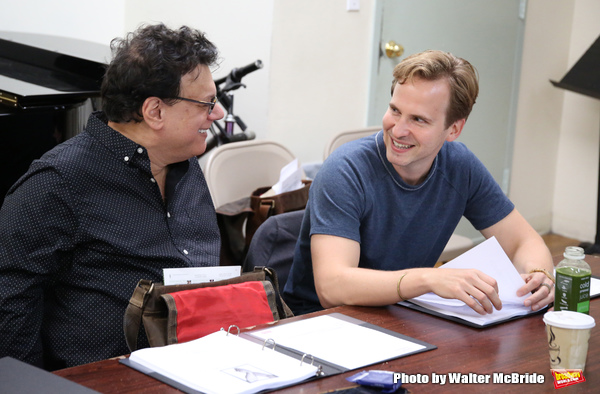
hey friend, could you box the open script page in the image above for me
[401,236,536,327]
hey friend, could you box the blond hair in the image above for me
[391,50,479,128]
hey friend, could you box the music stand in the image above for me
[551,34,600,254]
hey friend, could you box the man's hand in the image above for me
[518,272,554,311]
[312,234,506,314]
[479,209,555,312]
[427,268,502,315]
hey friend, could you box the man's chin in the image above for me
[386,148,408,166]
[195,144,207,157]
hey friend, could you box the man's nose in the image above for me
[209,103,225,121]
[390,117,410,138]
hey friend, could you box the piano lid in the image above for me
[0,32,109,109]
[551,34,600,101]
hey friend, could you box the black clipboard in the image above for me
[0,357,100,394]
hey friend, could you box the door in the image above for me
[368,0,526,239]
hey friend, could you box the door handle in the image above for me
[384,40,404,58]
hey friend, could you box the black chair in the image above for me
[243,210,305,290]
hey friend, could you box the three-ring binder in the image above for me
[226,325,240,336]
[300,353,314,366]
[262,338,276,351]
[121,312,436,393]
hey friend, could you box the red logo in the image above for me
[551,369,586,389]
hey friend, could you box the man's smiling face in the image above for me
[382,76,464,185]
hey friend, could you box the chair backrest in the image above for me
[243,209,305,290]
[204,139,297,209]
[323,126,381,160]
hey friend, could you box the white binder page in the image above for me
[128,330,317,394]
[404,236,534,326]
[249,314,426,370]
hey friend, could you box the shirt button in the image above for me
[137,147,144,154]
[124,156,130,162]
[183,249,189,255]
[167,212,171,218]
[150,178,156,183]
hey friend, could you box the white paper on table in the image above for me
[591,277,600,298]
[249,314,426,370]
[128,330,318,394]
[163,266,241,285]
[404,237,533,326]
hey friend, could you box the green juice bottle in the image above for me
[555,246,591,314]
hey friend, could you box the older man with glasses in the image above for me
[0,24,224,370]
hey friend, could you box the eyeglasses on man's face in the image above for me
[170,96,218,115]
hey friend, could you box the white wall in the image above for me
[268,1,375,164]
[2,0,600,242]
[509,0,576,235]
[125,0,275,145]
[0,0,123,60]
[551,0,600,242]
[510,0,600,243]
[0,0,274,148]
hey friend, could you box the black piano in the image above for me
[0,32,107,206]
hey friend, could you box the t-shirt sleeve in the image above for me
[308,154,365,243]
[310,152,366,242]
[461,148,514,230]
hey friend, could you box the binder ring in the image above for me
[226,325,240,336]
[262,338,276,351]
[300,353,314,366]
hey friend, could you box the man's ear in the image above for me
[446,118,465,142]
[141,97,164,130]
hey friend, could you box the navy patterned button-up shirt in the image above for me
[0,111,220,370]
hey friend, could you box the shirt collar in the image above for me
[86,111,152,174]
[375,129,439,191]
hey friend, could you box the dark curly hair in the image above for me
[101,24,219,123]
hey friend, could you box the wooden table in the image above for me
[54,255,600,393]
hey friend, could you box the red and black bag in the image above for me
[123,267,293,351]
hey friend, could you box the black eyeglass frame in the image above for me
[169,96,218,114]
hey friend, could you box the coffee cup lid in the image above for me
[543,311,596,329]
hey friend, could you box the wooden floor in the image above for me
[541,233,586,257]
[437,233,588,267]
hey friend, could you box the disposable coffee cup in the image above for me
[543,311,595,371]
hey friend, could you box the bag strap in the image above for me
[257,266,294,319]
[258,199,275,222]
[123,279,155,352]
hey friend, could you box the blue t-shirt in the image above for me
[283,130,514,315]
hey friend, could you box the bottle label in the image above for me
[555,267,591,314]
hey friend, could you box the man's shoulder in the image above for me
[439,141,483,169]
[33,133,94,171]
[441,140,473,157]
[434,142,494,194]
[322,133,380,173]
[330,132,378,155]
